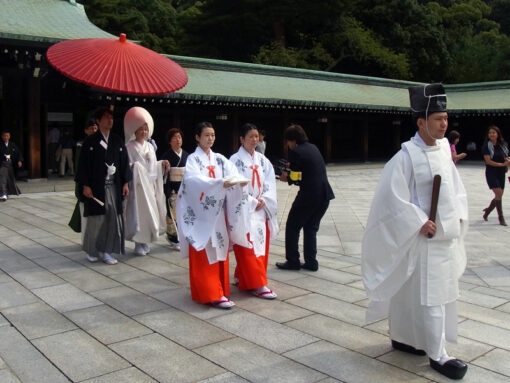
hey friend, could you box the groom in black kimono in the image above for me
[76,107,132,265]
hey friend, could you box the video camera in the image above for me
[273,158,301,185]
[273,158,290,179]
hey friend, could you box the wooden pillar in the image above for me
[40,100,48,178]
[393,119,401,152]
[361,117,369,162]
[5,71,23,146]
[282,110,289,158]
[27,77,41,178]
[231,111,239,153]
[325,116,332,162]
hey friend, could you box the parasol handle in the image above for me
[428,174,441,238]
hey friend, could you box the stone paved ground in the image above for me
[0,163,510,382]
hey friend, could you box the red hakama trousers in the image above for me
[233,221,270,290]
[189,245,230,303]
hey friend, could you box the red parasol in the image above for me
[46,34,188,96]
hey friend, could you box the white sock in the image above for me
[436,347,454,365]
[255,286,271,293]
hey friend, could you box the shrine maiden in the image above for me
[230,123,278,299]
[176,122,249,309]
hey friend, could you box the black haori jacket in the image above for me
[75,131,132,216]
[0,141,23,168]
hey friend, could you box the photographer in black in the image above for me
[276,125,334,271]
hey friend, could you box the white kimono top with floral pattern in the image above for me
[176,146,250,264]
[230,146,279,256]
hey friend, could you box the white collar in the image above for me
[196,146,214,162]
[411,132,441,152]
[239,146,257,162]
[100,131,109,143]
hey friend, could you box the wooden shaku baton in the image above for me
[428,174,441,238]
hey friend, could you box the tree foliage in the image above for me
[80,0,178,52]
[78,0,510,83]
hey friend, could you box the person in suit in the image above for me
[276,124,335,271]
[0,130,23,201]
[75,107,132,265]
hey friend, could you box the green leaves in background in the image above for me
[79,0,510,83]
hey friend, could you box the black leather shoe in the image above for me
[300,263,318,271]
[391,340,426,356]
[276,261,301,270]
[429,358,468,380]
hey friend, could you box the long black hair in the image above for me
[239,123,258,138]
[485,125,505,147]
[194,121,213,137]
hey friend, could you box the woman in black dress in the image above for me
[161,128,189,249]
[482,125,510,225]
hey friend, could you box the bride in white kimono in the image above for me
[230,123,279,299]
[124,107,169,256]
[176,121,249,309]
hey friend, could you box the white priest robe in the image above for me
[362,133,468,359]
[176,146,250,264]
[125,140,166,243]
[229,147,279,255]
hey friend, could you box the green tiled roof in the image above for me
[0,0,114,44]
[169,55,419,111]
[445,82,510,113]
[168,55,510,113]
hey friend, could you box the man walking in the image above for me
[75,108,132,265]
[0,130,22,201]
[362,84,469,380]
